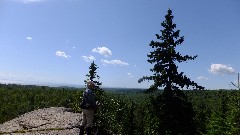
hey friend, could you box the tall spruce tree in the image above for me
[84,61,102,90]
[84,61,107,134]
[84,61,103,110]
[139,9,204,134]
[139,9,204,91]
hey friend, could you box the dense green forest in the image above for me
[0,83,239,135]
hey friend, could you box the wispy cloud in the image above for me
[0,72,69,85]
[82,55,96,62]
[209,63,235,75]
[101,59,129,66]
[26,36,32,40]
[55,51,70,58]
[197,76,208,80]
[92,47,112,57]
[13,0,46,4]
[127,73,134,78]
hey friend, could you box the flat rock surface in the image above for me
[0,107,82,135]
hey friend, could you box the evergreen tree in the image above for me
[139,9,204,134]
[84,61,102,90]
[206,91,238,135]
[84,61,109,134]
[84,61,104,106]
[138,9,204,91]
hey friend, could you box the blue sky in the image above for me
[0,0,239,89]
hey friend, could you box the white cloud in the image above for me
[101,59,129,66]
[92,47,112,57]
[82,55,96,62]
[55,51,70,58]
[127,73,134,78]
[209,63,235,75]
[14,0,46,4]
[26,36,32,40]
[197,76,208,80]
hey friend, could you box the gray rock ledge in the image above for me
[0,107,82,135]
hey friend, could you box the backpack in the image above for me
[80,89,96,109]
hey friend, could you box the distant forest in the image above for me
[0,83,239,134]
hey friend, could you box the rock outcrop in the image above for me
[0,107,82,135]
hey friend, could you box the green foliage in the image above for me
[139,9,203,90]
[138,9,205,134]
[83,61,110,134]
[71,91,84,113]
[83,61,105,112]
[0,84,240,135]
[0,84,81,124]
[145,85,158,93]
[84,61,102,89]
[151,90,197,135]
[205,91,239,135]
